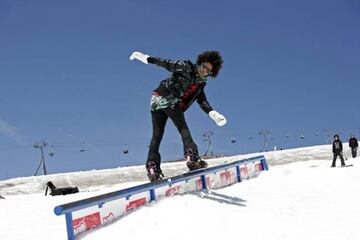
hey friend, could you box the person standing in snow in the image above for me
[331,134,346,167]
[349,135,358,158]
[130,51,226,181]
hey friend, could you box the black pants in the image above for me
[331,152,345,167]
[351,147,357,158]
[146,104,198,169]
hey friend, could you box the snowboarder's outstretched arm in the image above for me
[197,91,227,127]
[130,51,192,72]
[148,57,192,73]
[196,91,213,114]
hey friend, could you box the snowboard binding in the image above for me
[146,161,164,182]
[185,148,208,171]
[186,159,208,171]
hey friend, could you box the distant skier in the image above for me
[331,134,346,167]
[349,135,358,158]
[130,51,226,181]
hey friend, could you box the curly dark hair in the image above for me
[196,51,223,77]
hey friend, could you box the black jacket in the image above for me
[349,137,358,148]
[332,139,343,153]
[148,56,213,113]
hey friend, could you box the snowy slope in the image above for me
[86,159,360,240]
[0,144,351,196]
[0,144,359,240]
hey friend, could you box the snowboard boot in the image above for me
[185,148,208,171]
[186,159,208,171]
[146,161,164,182]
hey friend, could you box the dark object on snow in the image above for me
[45,181,79,196]
[331,135,346,167]
[349,136,358,158]
[349,136,359,148]
[0,195,5,199]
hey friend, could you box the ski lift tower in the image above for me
[323,129,333,144]
[33,140,48,176]
[203,131,214,157]
[259,130,270,152]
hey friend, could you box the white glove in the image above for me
[209,110,227,127]
[129,51,150,64]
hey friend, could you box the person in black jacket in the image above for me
[331,134,346,167]
[130,51,226,181]
[349,135,358,158]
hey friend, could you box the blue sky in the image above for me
[1,0,359,180]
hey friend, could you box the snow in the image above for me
[0,144,359,240]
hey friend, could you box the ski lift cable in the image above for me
[2,127,360,152]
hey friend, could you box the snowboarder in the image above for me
[349,135,358,158]
[45,181,79,196]
[331,134,346,167]
[130,51,226,181]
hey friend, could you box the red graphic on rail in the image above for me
[73,212,101,235]
[126,197,147,212]
[102,212,115,224]
[220,171,234,186]
[196,177,210,190]
[166,186,181,196]
[255,162,263,171]
[240,166,249,180]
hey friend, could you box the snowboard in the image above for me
[331,164,353,168]
[148,161,208,182]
